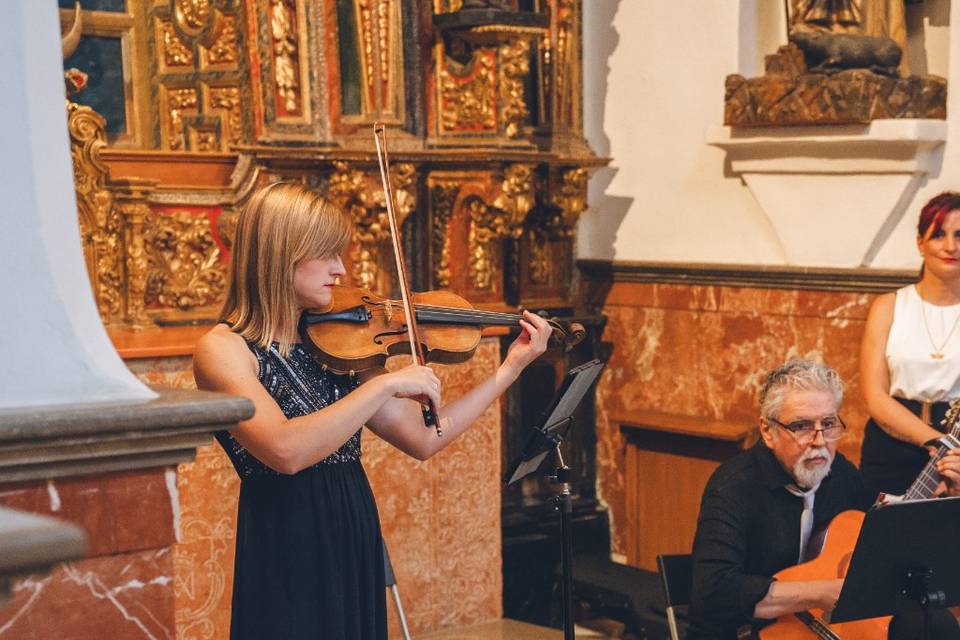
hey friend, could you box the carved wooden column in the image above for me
[111,178,159,329]
[69,102,123,325]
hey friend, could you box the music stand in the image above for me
[830,496,960,640]
[504,359,605,640]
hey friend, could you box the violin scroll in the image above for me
[543,317,586,353]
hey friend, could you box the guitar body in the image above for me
[760,511,890,639]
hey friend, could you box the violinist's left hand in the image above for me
[936,448,960,497]
[503,310,552,376]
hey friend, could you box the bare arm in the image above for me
[365,311,551,460]
[753,579,843,619]
[192,325,442,474]
[860,293,942,447]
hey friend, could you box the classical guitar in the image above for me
[759,402,960,639]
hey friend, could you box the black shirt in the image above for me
[686,442,873,640]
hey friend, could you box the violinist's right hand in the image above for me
[378,364,442,407]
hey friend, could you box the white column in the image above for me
[0,2,155,408]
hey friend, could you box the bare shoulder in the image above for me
[193,324,257,391]
[867,292,896,323]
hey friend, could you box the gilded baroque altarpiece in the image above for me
[62,0,601,328]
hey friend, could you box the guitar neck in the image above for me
[902,402,960,501]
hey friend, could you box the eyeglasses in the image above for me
[767,415,847,445]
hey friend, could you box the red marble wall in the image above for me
[127,339,504,639]
[0,470,178,639]
[592,281,877,559]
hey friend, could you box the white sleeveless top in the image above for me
[886,284,960,402]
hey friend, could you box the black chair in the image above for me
[656,554,692,640]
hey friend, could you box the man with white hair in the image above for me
[686,358,960,639]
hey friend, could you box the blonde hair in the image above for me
[220,182,352,356]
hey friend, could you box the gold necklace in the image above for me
[918,287,960,359]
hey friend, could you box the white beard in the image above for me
[793,447,833,489]
[792,445,834,489]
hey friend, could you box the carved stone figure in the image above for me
[790,29,901,76]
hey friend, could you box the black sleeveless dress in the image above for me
[215,341,387,640]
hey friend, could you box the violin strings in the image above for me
[367,307,515,324]
[416,307,524,325]
[367,302,560,328]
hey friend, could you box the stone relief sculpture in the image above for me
[725,0,944,125]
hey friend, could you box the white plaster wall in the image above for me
[580,0,958,269]
[0,2,154,407]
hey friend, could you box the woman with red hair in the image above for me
[860,191,960,497]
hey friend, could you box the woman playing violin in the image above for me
[193,182,552,640]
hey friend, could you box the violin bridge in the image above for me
[383,299,394,324]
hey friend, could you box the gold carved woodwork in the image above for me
[164,87,199,151]
[528,230,551,285]
[217,208,239,252]
[346,0,405,123]
[191,126,220,153]
[144,210,227,311]
[552,0,579,130]
[464,163,535,291]
[466,197,500,291]
[209,86,244,147]
[492,163,536,238]
[381,162,417,225]
[549,166,589,238]
[69,103,123,323]
[499,38,531,138]
[358,0,378,110]
[204,15,239,66]
[437,33,535,140]
[270,0,302,115]
[439,49,498,133]
[159,19,195,68]
[172,0,224,48]
[329,162,383,292]
[327,161,417,292]
[429,180,461,288]
[112,180,158,329]
[155,2,245,151]
[68,1,594,323]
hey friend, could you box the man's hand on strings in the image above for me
[936,448,960,497]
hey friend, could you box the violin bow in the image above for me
[373,123,442,437]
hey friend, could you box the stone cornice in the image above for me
[577,259,917,293]
[0,389,253,483]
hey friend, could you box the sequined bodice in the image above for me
[216,341,361,478]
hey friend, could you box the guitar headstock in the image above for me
[942,398,960,438]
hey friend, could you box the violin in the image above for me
[301,122,580,436]
[298,285,586,375]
